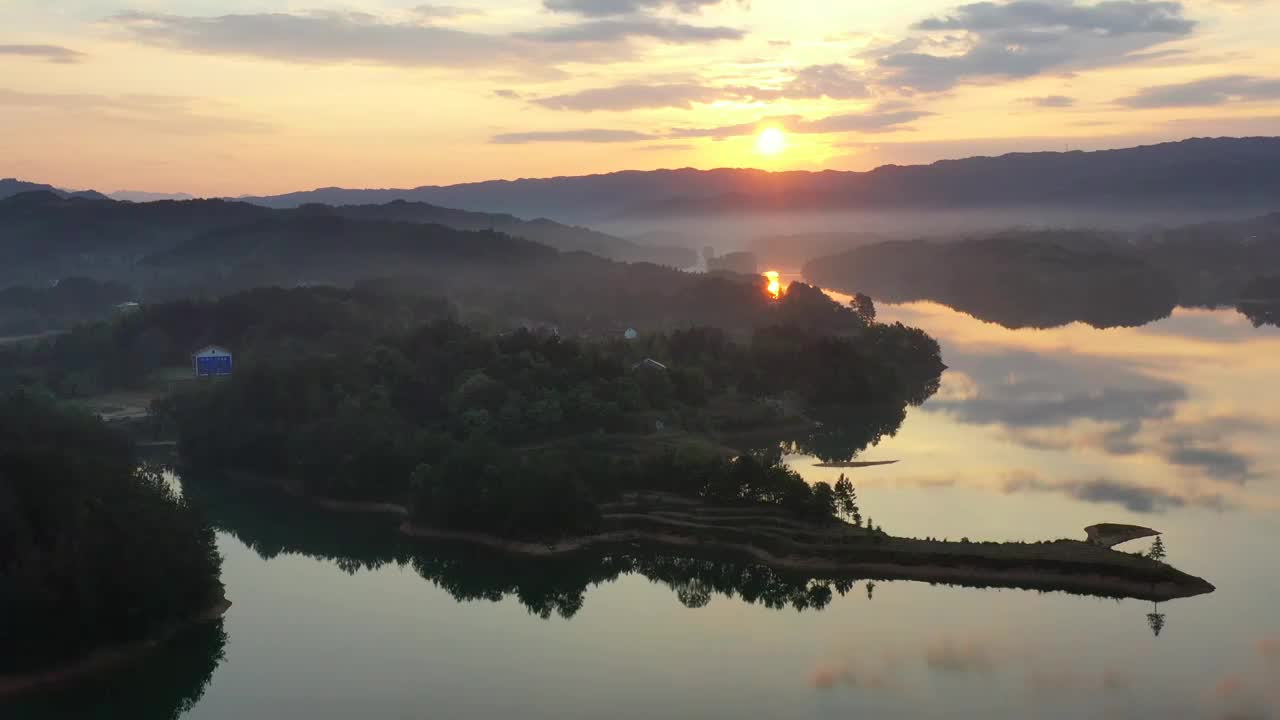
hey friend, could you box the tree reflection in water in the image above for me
[183,470,870,619]
[3,622,228,720]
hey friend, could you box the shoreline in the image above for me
[206,479,1216,604]
[399,520,1215,603]
[0,598,231,699]
[227,471,410,517]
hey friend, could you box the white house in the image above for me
[192,346,233,377]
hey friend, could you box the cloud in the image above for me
[754,64,872,101]
[529,64,872,112]
[544,0,729,15]
[412,4,487,20]
[1001,470,1226,513]
[1116,75,1280,108]
[1023,94,1076,107]
[925,639,996,673]
[928,351,1185,428]
[532,83,725,111]
[0,88,272,135]
[805,110,933,133]
[669,107,931,138]
[520,18,743,43]
[0,44,85,64]
[876,0,1196,92]
[492,103,929,144]
[637,143,695,151]
[108,9,740,69]
[810,658,898,691]
[110,10,533,68]
[912,1,1193,34]
[1164,444,1252,483]
[491,128,653,143]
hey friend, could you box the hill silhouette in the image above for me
[0,192,693,292]
[235,138,1280,222]
[804,214,1280,329]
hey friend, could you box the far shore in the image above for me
[0,598,231,699]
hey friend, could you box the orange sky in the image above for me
[3,0,1278,195]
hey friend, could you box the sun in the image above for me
[755,127,788,156]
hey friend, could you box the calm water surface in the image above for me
[9,303,1280,719]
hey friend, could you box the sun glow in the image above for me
[755,127,788,156]
[764,271,782,300]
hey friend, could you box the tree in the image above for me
[1146,603,1166,637]
[866,581,876,600]
[1148,536,1166,562]
[833,474,861,526]
[851,293,877,324]
[810,482,837,520]
[0,391,225,675]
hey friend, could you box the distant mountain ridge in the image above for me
[0,179,108,202]
[0,191,693,292]
[313,199,693,265]
[235,137,1280,222]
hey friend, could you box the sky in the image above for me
[2,0,1278,196]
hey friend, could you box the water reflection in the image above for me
[850,302,1280,518]
[182,472,872,619]
[767,403,911,463]
[4,622,227,720]
[1238,301,1280,328]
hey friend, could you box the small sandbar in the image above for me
[812,460,899,468]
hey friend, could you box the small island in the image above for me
[0,392,227,698]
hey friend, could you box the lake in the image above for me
[8,303,1280,719]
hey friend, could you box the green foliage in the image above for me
[150,291,943,540]
[833,474,861,526]
[0,277,135,336]
[0,286,454,399]
[851,293,877,324]
[0,391,224,674]
[409,439,602,540]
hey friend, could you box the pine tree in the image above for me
[1148,536,1167,562]
[1147,603,1166,637]
[833,475,861,526]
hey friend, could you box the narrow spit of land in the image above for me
[396,493,1214,602]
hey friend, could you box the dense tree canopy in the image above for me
[167,316,941,538]
[0,392,224,674]
[0,286,454,398]
[1237,276,1280,327]
[0,277,134,337]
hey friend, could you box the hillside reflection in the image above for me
[182,468,1204,625]
[835,302,1280,519]
[4,622,227,720]
[181,473,865,619]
